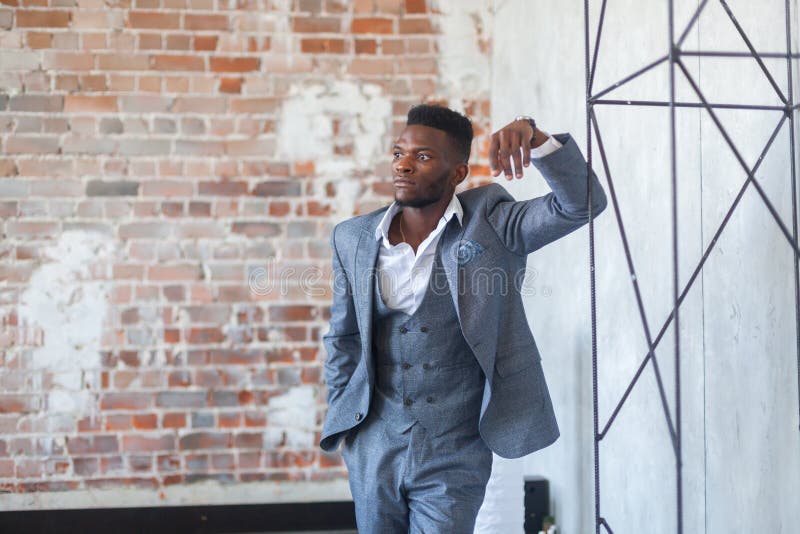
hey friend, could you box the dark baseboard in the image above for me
[0,501,357,534]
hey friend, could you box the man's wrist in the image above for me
[531,128,549,149]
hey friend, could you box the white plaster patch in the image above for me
[266,385,316,448]
[17,231,115,372]
[433,0,493,102]
[277,81,392,217]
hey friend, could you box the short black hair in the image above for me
[406,104,473,163]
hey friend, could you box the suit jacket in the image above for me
[319,133,607,458]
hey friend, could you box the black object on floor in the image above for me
[524,476,550,533]
[0,501,357,534]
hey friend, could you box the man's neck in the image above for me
[391,193,454,252]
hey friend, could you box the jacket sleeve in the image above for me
[322,224,362,403]
[485,133,607,256]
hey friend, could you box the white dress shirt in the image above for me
[375,135,564,314]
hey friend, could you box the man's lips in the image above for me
[393,178,415,188]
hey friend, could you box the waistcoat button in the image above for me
[401,363,411,370]
[354,412,363,421]
[420,326,429,333]
[426,396,434,403]
[399,327,408,334]
[422,363,430,370]
[403,397,413,406]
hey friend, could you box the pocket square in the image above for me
[456,239,485,266]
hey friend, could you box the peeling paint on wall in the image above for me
[17,231,115,415]
[266,385,316,448]
[277,81,392,217]
[433,0,493,104]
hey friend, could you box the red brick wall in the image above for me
[0,0,491,499]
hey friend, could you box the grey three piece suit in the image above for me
[319,134,607,532]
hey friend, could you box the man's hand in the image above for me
[489,119,536,180]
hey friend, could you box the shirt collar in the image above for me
[374,193,463,242]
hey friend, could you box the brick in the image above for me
[100,393,151,410]
[119,222,171,239]
[150,54,205,71]
[122,434,175,452]
[184,14,229,30]
[141,181,193,197]
[399,17,433,33]
[105,414,132,431]
[291,16,341,33]
[5,136,60,154]
[8,95,64,112]
[194,35,218,51]
[231,222,281,238]
[351,17,394,33]
[0,395,40,413]
[219,77,242,94]
[301,38,346,53]
[269,305,317,322]
[355,38,377,54]
[209,56,260,72]
[234,432,262,449]
[147,264,202,281]
[347,57,394,75]
[165,34,191,50]
[64,95,117,113]
[5,221,59,238]
[162,413,186,429]
[404,0,426,12]
[179,432,230,450]
[66,435,118,454]
[16,9,71,27]
[86,180,139,197]
[96,54,150,71]
[128,11,180,29]
[187,327,224,344]
[133,413,158,429]
[252,180,301,197]
[156,391,206,408]
[73,457,99,477]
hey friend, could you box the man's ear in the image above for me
[452,163,469,187]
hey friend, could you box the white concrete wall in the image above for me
[492,0,800,532]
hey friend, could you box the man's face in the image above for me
[391,124,464,208]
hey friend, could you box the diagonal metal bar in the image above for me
[598,114,788,441]
[588,0,609,93]
[593,100,788,111]
[718,0,788,104]
[784,0,800,431]
[599,518,614,534]
[590,109,678,450]
[591,55,670,101]
[677,58,800,257]
[676,0,710,48]
[681,50,800,59]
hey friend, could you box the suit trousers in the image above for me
[341,409,493,533]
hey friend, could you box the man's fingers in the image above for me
[522,134,531,168]
[499,131,513,179]
[511,132,524,178]
[489,135,501,177]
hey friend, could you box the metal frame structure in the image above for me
[582,1,799,532]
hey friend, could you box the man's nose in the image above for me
[394,157,413,174]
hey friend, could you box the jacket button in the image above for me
[354,412,363,421]
[403,398,413,406]
[399,327,408,334]
[420,326,429,333]
[426,396,434,403]
[422,363,430,370]
[401,363,411,370]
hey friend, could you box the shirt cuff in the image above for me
[530,131,563,159]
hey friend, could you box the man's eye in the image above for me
[393,152,402,159]
[418,154,430,161]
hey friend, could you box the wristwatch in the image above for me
[514,115,537,146]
